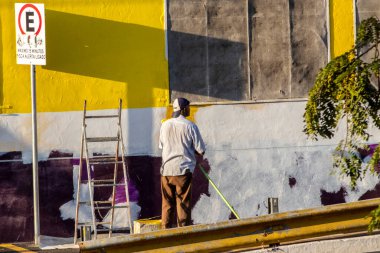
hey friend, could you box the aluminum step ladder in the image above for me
[74,99,133,244]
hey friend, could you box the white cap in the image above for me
[173,98,181,112]
[172,98,190,112]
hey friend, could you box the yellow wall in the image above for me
[0,0,169,113]
[330,0,354,58]
[0,0,357,113]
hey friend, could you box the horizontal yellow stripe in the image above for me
[0,244,35,253]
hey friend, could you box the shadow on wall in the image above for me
[43,10,248,103]
[168,30,248,101]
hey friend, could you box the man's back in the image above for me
[159,115,205,176]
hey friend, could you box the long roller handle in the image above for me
[198,165,240,219]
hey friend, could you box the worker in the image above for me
[159,97,206,229]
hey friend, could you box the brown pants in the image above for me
[161,173,192,229]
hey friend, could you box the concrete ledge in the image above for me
[250,233,380,253]
[79,198,380,252]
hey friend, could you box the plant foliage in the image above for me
[304,17,380,231]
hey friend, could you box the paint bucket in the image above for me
[80,225,92,241]
[268,197,279,214]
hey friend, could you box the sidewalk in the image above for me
[0,236,79,253]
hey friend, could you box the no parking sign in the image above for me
[15,3,46,65]
[15,3,45,245]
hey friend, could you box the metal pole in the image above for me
[198,165,240,219]
[31,64,40,246]
[326,0,331,62]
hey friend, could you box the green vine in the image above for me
[304,17,380,231]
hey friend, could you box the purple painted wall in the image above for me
[0,151,212,242]
[0,149,379,243]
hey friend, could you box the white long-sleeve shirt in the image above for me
[159,115,206,176]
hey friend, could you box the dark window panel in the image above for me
[289,0,328,98]
[250,0,291,100]
[169,0,249,102]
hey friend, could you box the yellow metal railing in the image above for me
[79,198,380,253]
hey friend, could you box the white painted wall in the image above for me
[1,101,380,224]
[192,102,380,222]
[0,107,167,162]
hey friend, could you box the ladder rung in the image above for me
[88,156,121,162]
[79,200,113,205]
[95,179,115,183]
[92,183,127,187]
[86,137,119,142]
[89,161,124,165]
[84,179,127,187]
[95,201,113,205]
[77,222,94,226]
[96,228,112,232]
[96,221,112,225]
[81,179,113,185]
[90,156,121,160]
[85,115,119,119]
[87,179,114,184]
[113,205,129,209]
[94,206,112,210]
[95,205,129,210]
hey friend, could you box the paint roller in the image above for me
[198,165,241,219]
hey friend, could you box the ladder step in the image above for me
[95,201,113,205]
[89,156,121,161]
[94,205,129,210]
[95,179,115,183]
[85,115,119,119]
[79,200,113,205]
[77,222,94,226]
[92,183,128,187]
[81,179,113,184]
[88,156,123,163]
[86,137,119,142]
[83,179,127,187]
[96,221,112,225]
[94,206,112,210]
[96,228,112,232]
[89,161,124,165]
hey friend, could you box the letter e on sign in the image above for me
[15,3,46,65]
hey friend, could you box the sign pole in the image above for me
[31,64,40,246]
[15,3,45,245]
